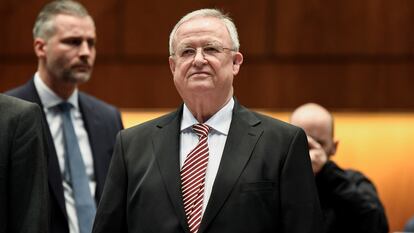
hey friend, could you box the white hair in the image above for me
[168,8,240,56]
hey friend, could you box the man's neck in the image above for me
[38,69,76,100]
[184,91,233,123]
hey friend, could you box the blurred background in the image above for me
[1,0,413,231]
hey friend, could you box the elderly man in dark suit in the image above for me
[6,1,123,233]
[0,94,48,233]
[93,8,322,233]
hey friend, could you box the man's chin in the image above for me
[66,73,91,84]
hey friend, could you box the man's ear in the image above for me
[232,52,243,76]
[330,139,339,156]
[34,38,46,59]
[168,56,176,75]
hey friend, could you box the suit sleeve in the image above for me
[280,128,323,233]
[10,104,48,233]
[316,161,389,233]
[115,109,124,130]
[93,132,128,233]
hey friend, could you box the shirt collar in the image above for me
[34,72,79,110]
[181,97,234,135]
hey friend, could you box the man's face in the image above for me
[292,117,336,157]
[41,14,96,84]
[168,17,243,101]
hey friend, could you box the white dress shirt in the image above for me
[34,73,95,233]
[180,97,234,216]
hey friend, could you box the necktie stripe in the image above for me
[183,140,208,161]
[181,156,209,180]
[181,123,210,233]
[185,185,205,217]
[183,148,208,172]
[181,160,208,188]
[182,179,206,204]
[182,170,207,191]
[182,180,204,197]
[181,148,208,171]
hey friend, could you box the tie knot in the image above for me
[57,102,73,113]
[192,123,210,139]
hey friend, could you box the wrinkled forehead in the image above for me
[173,16,231,47]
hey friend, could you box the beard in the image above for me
[47,58,93,84]
[61,67,92,83]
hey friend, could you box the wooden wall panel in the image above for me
[0,63,37,91]
[2,61,414,110]
[235,62,414,110]
[81,63,181,107]
[273,0,414,55]
[1,0,414,111]
[1,0,48,55]
[122,0,268,56]
[0,0,120,57]
[82,0,120,56]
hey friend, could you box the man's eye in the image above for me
[180,49,195,56]
[203,46,220,54]
[87,39,96,47]
[64,39,82,46]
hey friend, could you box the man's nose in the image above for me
[192,48,207,66]
[79,41,91,57]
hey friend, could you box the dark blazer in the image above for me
[93,101,323,233]
[316,161,389,233]
[0,94,48,233]
[6,79,123,233]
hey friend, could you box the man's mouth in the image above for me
[189,71,211,78]
[73,64,91,71]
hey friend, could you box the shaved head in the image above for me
[291,103,334,137]
[290,103,338,157]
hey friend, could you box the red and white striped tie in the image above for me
[181,123,210,233]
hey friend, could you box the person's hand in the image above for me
[307,136,328,174]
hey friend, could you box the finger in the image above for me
[307,136,321,149]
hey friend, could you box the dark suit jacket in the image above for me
[316,161,389,233]
[93,101,323,233]
[6,79,123,233]
[0,94,48,233]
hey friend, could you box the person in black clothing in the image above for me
[290,103,389,233]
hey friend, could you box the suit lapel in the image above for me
[78,94,107,200]
[152,107,191,233]
[24,80,68,218]
[198,102,263,233]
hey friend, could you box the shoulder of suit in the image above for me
[249,110,301,132]
[0,94,39,113]
[79,91,119,112]
[4,80,33,98]
[121,110,178,134]
[0,94,41,121]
